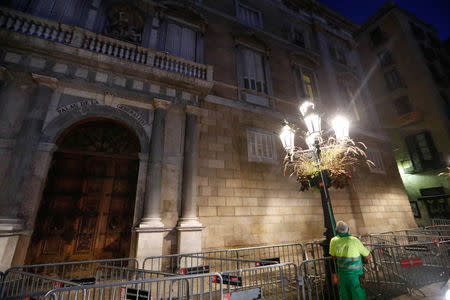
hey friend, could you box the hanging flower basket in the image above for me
[284,137,373,192]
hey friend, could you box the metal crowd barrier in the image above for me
[226,243,306,268]
[303,241,324,260]
[298,257,340,300]
[431,218,450,226]
[44,272,224,300]
[219,262,300,300]
[364,241,450,297]
[360,233,450,248]
[0,258,138,299]
[143,253,300,298]
[0,269,80,300]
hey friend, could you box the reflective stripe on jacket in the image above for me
[329,234,370,275]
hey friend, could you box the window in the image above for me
[237,47,268,94]
[427,33,441,49]
[291,30,306,48]
[329,45,347,65]
[237,2,262,28]
[394,96,412,115]
[31,0,87,25]
[158,20,203,62]
[384,69,404,90]
[369,27,386,47]
[294,66,318,101]
[410,22,425,40]
[378,49,393,66]
[366,149,386,174]
[420,44,436,61]
[405,131,441,171]
[247,128,277,163]
[428,64,444,84]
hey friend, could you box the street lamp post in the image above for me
[280,101,350,296]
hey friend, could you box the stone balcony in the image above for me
[0,7,213,93]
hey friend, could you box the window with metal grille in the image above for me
[237,2,262,28]
[247,129,277,163]
[366,149,386,174]
[378,49,393,66]
[394,96,412,115]
[384,69,404,90]
[405,131,442,172]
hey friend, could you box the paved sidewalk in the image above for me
[392,282,446,300]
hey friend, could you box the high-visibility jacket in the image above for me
[329,233,370,275]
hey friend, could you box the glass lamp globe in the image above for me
[304,113,321,136]
[279,124,295,151]
[332,116,350,141]
[299,101,315,117]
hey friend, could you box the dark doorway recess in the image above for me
[27,120,140,264]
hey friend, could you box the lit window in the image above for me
[366,149,386,174]
[294,66,318,101]
[247,128,277,163]
[237,2,262,28]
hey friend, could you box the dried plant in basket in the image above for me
[283,136,374,191]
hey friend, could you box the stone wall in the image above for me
[196,101,416,250]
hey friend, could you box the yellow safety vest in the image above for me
[329,234,370,275]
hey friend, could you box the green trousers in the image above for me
[338,273,366,300]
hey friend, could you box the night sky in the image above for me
[319,0,450,41]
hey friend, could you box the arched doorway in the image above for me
[26,119,140,264]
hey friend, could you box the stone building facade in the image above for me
[0,0,416,270]
[357,1,450,226]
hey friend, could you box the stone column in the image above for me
[136,99,170,262]
[177,106,204,254]
[0,74,57,270]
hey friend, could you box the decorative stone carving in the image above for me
[104,4,144,44]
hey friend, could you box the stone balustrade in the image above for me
[0,8,73,44]
[0,7,212,81]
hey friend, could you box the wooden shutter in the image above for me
[49,1,67,22]
[195,32,204,63]
[165,23,182,57]
[156,21,167,52]
[180,27,196,61]
[34,0,55,18]
[236,46,246,88]
[141,18,153,48]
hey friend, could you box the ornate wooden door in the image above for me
[27,121,139,264]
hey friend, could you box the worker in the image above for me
[329,220,371,300]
